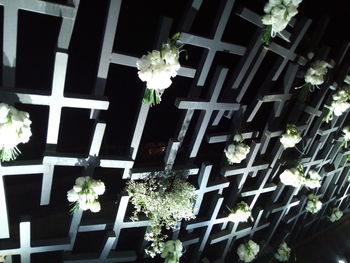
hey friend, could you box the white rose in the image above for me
[75,176,88,186]
[89,201,101,213]
[91,181,105,195]
[67,189,79,202]
[73,185,82,193]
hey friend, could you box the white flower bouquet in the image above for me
[0,103,32,162]
[67,176,105,213]
[237,240,260,262]
[225,134,250,164]
[261,0,302,45]
[324,85,350,123]
[228,201,253,223]
[274,242,291,262]
[340,126,350,148]
[137,32,186,106]
[161,240,183,263]
[279,166,305,188]
[126,176,196,257]
[329,207,343,223]
[304,170,321,189]
[305,194,322,214]
[280,124,302,149]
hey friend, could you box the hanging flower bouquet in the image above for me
[67,176,105,213]
[279,165,321,189]
[0,103,32,162]
[261,0,302,45]
[280,124,302,149]
[228,201,253,223]
[274,242,291,262]
[137,33,186,106]
[340,126,350,148]
[161,240,183,263]
[224,134,250,164]
[305,194,322,214]
[329,207,343,222]
[296,60,331,102]
[323,85,350,123]
[125,175,196,257]
[237,240,260,262]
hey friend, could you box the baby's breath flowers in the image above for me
[0,103,32,162]
[225,134,250,164]
[261,0,302,45]
[305,194,322,214]
[137,33,186,106]
[67,176,105,213]
[280,124,302,149]
[126,176,196,257]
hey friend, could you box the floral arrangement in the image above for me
[0,103,32,162]
[137,33,186,106]
[261,0,302,45]
[340,126,350,148]
[237,240,260,262]
[161,240,183,263]
[329,207,343,222]
[274,242,291,262]
[280,124,302,149]
[305,194,322,214]
[125,175,196,257]
[324,85,350,123]
[228,201,253,223]
[225,134,250,164]
[279,165,321,189]
[67,176,105,213]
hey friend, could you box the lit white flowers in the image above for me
[67,176,105,213]
[228,201,253,223]
[137,33,184,106]
[225,134,250,164]
[324,85,350,123]
[329,207,343,223]
[237,240,260,263]
[274,242,291,262]
[0,103,32,162]
[341,126,350,148]
[126,176,196,257]
[305,194,322,214]
[261,0,302,45]
[280,124,302,149]
[280,166,321,189]
[161,240,183,263]
[304,60,330,87]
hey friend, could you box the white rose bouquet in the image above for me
[329,207,343,223]
[274,242,291,262]
[137,32,186,106]
[237,240,260,262]
[305,194,322,214]
[261,0,303,45]
[225,134,250,164]
[279,166,305,188]
[228,201,253,223]
[323,85,350,123]
[280,124,302,149]
[304,170,321,189]
[161,240,183,263]
[340,126,350,148]
[67,176,105,213]
[0,103,32,162]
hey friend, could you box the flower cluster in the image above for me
[126,176,196,257]
[305,194,322,214]
[225,134,250,164]
[228,201,253,223]
[137,33,183,106]
[279,166,321,189]
[261,0,302,45]
[329,207,343,223]
[280,124,302,149]
[0,103,32,162]
[274,242,291,262]
[67,176,105,213]
[304,60,330,87]
[237,240,260,263]
[161,240,183,263]
[341,126,350,148]
[324,85,350,123]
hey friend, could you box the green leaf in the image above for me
[261,25,272,46]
